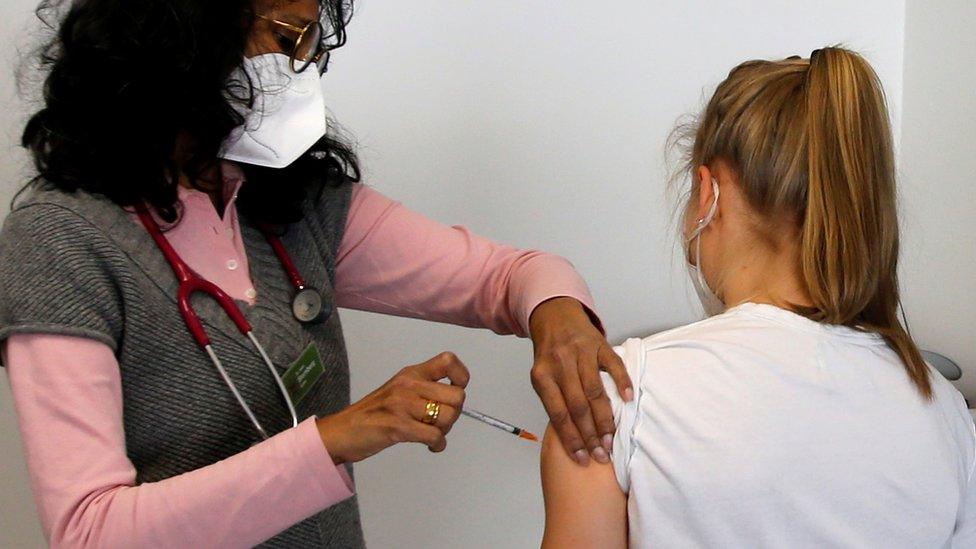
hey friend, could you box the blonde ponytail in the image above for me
[674,46,932,398]
[802,47,931,397]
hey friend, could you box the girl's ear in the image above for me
[695,164,716,222]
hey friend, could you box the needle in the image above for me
[461,407,539,442]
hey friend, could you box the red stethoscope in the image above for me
[135,204,328,439]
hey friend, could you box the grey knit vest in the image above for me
[0,184,365,548]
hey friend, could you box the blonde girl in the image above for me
[540,47,975,548]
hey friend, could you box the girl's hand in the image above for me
[316,352,469,464]
[529,298,633,466]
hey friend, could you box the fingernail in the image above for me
[623,388,635,402]
[602,434,613,453]
[592,446,610,464]
[573,449,590,466]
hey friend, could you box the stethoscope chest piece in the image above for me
[292,286,330,324]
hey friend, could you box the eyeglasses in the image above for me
[257,13,342,75]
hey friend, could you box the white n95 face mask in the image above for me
[219,53,327,169]
[685,178,725,317]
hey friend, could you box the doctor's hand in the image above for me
[529,297,632,467]
[316,352,469,465]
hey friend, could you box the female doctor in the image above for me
[0,0,632,546]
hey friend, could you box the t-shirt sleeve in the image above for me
[600,337,645,494]
[954,456,976,546]
[0,204,124,358]
[951,409,976,546]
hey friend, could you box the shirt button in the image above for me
[245,288,257,299]
[226,259,238,270]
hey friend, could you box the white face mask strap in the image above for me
[688,178,721,242]
[692,179,718,282]
[683,177,726,316]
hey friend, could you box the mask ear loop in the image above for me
[684,178,726,316]
[687,178,721,285]
[687,178,721,243]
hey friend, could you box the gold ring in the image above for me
[422,400,441,425]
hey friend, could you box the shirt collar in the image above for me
[220,160,246,210]
[173,161,246,221]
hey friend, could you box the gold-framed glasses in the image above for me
[257,13,334,75]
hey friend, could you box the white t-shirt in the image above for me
[603,303,976,548]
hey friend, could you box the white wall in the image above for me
[0,2,33,219]
[899,0,976,403]
[0,0,965,547]
[0,0,48,545]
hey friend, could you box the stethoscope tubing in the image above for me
[135,204,299,439]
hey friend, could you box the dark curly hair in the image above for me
[19,0,359,225]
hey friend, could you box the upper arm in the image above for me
[541,425,627,549]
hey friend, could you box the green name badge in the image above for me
[282,343,326,405]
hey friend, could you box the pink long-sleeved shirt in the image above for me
[2,163,599,548]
